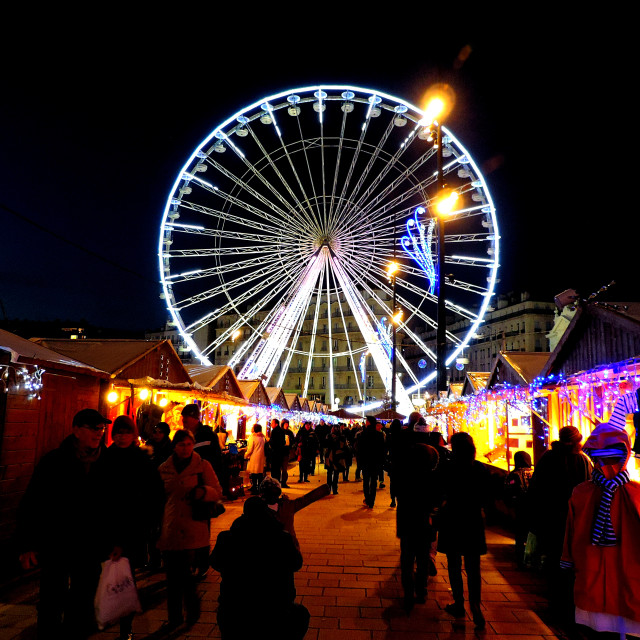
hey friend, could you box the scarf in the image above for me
[590,468,630,546]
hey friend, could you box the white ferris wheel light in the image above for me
[158,85,500,409]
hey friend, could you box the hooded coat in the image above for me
[562,424,640,632]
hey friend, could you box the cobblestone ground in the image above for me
[1,466,570,640]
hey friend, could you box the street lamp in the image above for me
[422,86,458,397]
[387,261,400,411]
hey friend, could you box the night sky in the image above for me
[1,16,631,333]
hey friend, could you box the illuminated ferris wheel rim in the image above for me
[158,83,500,406]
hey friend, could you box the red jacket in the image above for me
[562,479,640,622]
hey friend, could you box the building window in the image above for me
[310,377,314,389]
[321,376,326,389]
[367,375,374,388]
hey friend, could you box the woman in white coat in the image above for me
[245,424,267,494]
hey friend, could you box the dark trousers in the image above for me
[400,533,429,600]
[446,552,481,606]
[250,473,264,494]
[281,452,290,485]
[327,468,340,494]
[218,602,309,640]
[37,551,102,640]
[163,550,200,625]
[270,454,284,483]
[362,468,378,506]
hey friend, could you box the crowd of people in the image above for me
[15,404,640,639]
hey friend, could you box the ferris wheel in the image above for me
[158,85,500,415]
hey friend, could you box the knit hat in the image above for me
[181,404,200,419]
[513,450,532,469]
[583,422,631,464]
[558,426,582,445]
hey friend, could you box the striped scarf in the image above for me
[590,468,630,546]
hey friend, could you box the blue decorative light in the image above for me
[376,317,393,360]
[401,207,436,295]
[418,359,427,369]
[359,352,367,385]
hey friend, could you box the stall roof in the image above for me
[127,376,248,405]
[185,364,245,399]
[1,328,107,377]
[237,379,271,406]
[488,351,550,388]
[541,303,640,378]
[462,371,491,396]
[30,338,187,380]
[266,387,289,410]
[284,393,302,412]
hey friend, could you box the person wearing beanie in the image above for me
[561,422,640,636]
[527,425,592,617]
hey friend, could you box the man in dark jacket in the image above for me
[211,497,309,640]
[16,409,115,640]
[268,418,286,483]
[358,416,386,508]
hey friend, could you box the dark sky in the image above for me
[0,15,631,332]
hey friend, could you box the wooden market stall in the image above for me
[0,329,108,553]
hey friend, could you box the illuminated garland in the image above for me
[0,364,45,400]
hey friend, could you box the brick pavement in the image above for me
[0,466,563,640]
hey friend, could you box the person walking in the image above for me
[245,423,267,494]
[393,441,440,612]
[358,416,386,508]
[437,432,490,630]
[325,424,348,495]
[296,422,318,483]
[157,429,223,629]
[281,419,296,487]
[268,418,286,483]
[503,450,533,567]
[104,415,164,640]
[16,409,115,640]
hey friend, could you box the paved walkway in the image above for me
[1,467,564,640]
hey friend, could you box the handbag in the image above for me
[94,557,141,630]
[191,472,226,521]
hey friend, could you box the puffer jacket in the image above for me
[157,452,223,551]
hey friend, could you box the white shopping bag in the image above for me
[94,557,142,630]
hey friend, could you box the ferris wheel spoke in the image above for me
[175,198,283,236]
[175,260,298,312]
[241,124,320,234]
[240,252,326,382]
[336,115,396,228]
[345,148,437,227]
[165,223,282,245]
[327,264,365,402]
[167,251,308,285]
[204,157,316,235]
[331,102,377,226]
[326,108,349,231]
[302,262,327,397]
[339,258,437,366]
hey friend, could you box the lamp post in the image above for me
[423,88,457,397]
[387,262,401,412]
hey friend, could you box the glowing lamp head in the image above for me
[387,261,399,277]
[435,190,460,216]
[158,397,169,408]
[107,390,118,403]
[231,329,241,342]
[139,388,150,401]
[392,309,403,324]
[420,83,455,125]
